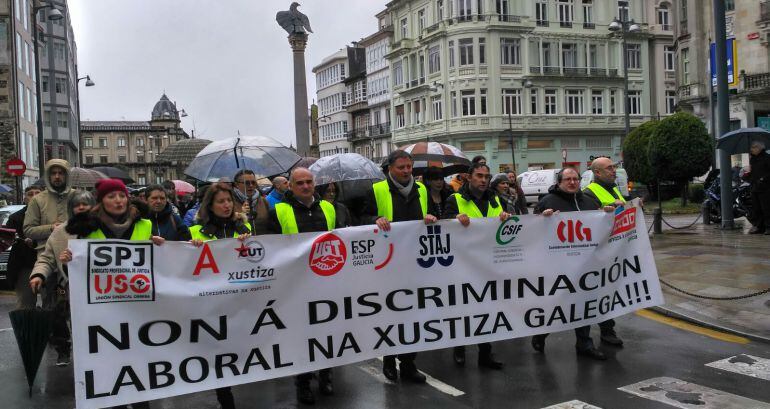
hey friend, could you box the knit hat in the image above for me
[95,178,129,202]
[490,173,510,190]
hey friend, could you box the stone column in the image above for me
[289,33,310,156]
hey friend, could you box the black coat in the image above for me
[534,185,601,214]
[427,187,454,220]
[749,150,770,192]
[268,192,343,234]
[6,206,37,275]
[361,177,431,224]
[149,203,191,241]
[443,184,502,219]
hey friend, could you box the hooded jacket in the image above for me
[23,159,74,252]
[534,184,601,214]
[149,202,191,241]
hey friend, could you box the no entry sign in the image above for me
[5,158,26,176]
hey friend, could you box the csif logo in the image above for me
[496,216,523,245]
[235,238,266,263]
[556,219,592,243]
[309,233,347,276]
[417,225,453,268]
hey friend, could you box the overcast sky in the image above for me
[68,0,385,146]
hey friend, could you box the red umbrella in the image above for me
[172,180,195,195]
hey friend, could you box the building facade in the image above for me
[80,94,190,184]
[0,0,41,188]
[675,0,770,166]
[343,46,371,157]
[385,0,670,173]
[313,49,351,157]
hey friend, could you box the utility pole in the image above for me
[713,0,734,229]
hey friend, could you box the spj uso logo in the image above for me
[309,233,347,276]
[87,242,155,304]
[417,225,453,268]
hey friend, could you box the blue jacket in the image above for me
[183,203,200,227]
[150,203,191,241]
[266,189,284,209]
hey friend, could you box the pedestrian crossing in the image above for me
[543,354,770,409]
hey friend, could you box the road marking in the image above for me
[619,377,769,408]
[706,354,770,381]
[542,400,602,409]
[635,309,750,344]
[0,327,12,333]
[358,357,465,397]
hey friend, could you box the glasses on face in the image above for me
[237,180,257,186]
[562,177,580,182]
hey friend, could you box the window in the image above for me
[99,155,108,164]
[543,42,553,67]
[395,105,405,128]
[418,52,425,82]
[502,89,522,115]
[665,90,677,114]
[591,90,603,114]
[99,137,107,148]
[544,89,557,115]
[137,175,146,185]
[497,0,510,21]
[18,82,24,120]
[393,61,403,85]
[413,100,422,125]
[43,109,51,126]
[459,38,473,66]
[528,140,554,149]
[724,0,734,12]
[461,141,486,151]
[565,90,584,115]
[41,76,49,93]
[664,46,675,71]
[448,40,455,67]
[23,41,29,77]
[137,153,145,163]
[657,4,670,29]
[118,137,126,147]
[557,0,573,27]
[461,90,476,116]
[627,90,641,115]
[54,41,65,61]
[478,38,486,64]
[137,137,145,147]
[530,89,538,114]
[562,43,578,68]
[480,89,487,115]
[681,48,690,84]
[118,155,126,163]
[15,34,21,70]
[626,44,641,69]
[582,0,594,28]
[680,0,688,32]
[85,155,93,164]
[458,0,472,21]
[476,0,483,16]
[55,113,67,128]
[618,0,629,22]
[536,0,548,26]
[588,44,598,68]
[437,0,444,21]
[429,46,441,73]
[84,137,93,148]
[501,38,520,65]
[401,18,408,38]
[55,77,66,94]
[610,90,617,114]
[451,91,457,117]
[418,9,425,32]
[432,96,443,121]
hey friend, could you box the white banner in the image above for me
[69,206,662,408]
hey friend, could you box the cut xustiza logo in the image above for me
[556,219,592,243]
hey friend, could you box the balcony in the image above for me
[536,20,549,27]
[563,67,587,75]
[583,22,595,29]
[677,82,704,100]
[496,14,522,23]
[346,128,369,143]
[744,72,770,91]
[369,123,391,137]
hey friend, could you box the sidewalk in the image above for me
[646,214,770,343]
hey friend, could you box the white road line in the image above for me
[0,327,12,333]
[357,357,466,397]
[541,400,602,409]
[706,354,770,381]
[618,377,769,409]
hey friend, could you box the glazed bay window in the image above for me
[401,18,408,38]
[449,40,455,68]
[458,0,472,21]
[664,46,675,71]
[395,105,405,128]
[544,89,557,115]
[393,61,404,86]
[418,9,425,32]
[428,45,441,74]
[530,89,538,114]
[609,90,617,114]
[562,43,578,69]
[479,38,486,64]
[432,96,443,121]
[557,0,573,27]
[682,48,690,84]
[502,89,522,115]
[461,90,476,116]
[591,90,603,114]
[565,89,584,115]
[536,0,548,26]
[626,44,641,69]
[582,0,594,28]
[413,100,422,124]
[437,0,444,21]
[459,38,474,66]
[451,91,458,117]
[665,90,677,114]
[627,90,641,115]
[480,89,487,115]
[500,38,521,65]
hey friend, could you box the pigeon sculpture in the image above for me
[276,2,313,35]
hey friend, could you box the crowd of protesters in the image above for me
[2,150,639,408]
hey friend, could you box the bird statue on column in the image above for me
[276,2,313,35]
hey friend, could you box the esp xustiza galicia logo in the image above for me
[557,219,592,243]
[417,225,453,268]
[309,233,347,276]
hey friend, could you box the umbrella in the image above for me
[9,306,54,396]
[69,167,108,189]
[716,127,770,155]
[309,153,385,200]
[184,135,301,182]
[294,156,318,169]
[171,179,195,195]
[91,166,135,184]
[0,184,13,193]
[399,142,471,176]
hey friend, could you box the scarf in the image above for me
[389,173,414,198]
[233,188,259,208]
[97,206,135,238]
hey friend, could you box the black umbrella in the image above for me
[716,127,770,155]
[9,306,55,396]
[91,166,135,184]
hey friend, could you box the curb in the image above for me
[650,305,770,344]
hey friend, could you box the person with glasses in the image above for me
[233,169,271,235]
[532,167,616,361]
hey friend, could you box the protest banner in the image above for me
[68,206,662,408]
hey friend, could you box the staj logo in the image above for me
[557,219,592,243]
[309,233,347,276]
[417,225,453,268]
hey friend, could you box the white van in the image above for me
[517,169,560,205]
[580,168,629,196]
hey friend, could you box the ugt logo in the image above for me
[417,225,453,268]
[309,233,347,276]
[557,219,592,243]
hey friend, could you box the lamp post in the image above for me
[76,75,94,166]
[32,1,63,172]
[507,79,532,173]
[608,18,640,137]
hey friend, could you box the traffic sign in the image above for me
[5,158,26,176]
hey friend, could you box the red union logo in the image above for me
[612,208,637,236]
[557,219,592,243]
[309,233,347,276]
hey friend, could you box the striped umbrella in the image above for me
[399,142,471,176]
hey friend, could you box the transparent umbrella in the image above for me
[185,136,301,182]
[309,153,385,201]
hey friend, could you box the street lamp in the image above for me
[506,79,533,173]
[33,1,63,172]
[76,75,95,165]
[608,18,640,137]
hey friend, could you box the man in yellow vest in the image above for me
[582,157,625,347]
[267,167,339,405]
[362,150,437,384]
[444,162,510,370]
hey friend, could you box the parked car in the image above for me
[0,205,24,285]
[517,169,560,205]
[580,168,630,197]
[0,204,24,227]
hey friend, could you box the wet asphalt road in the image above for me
[1,293,768,409]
